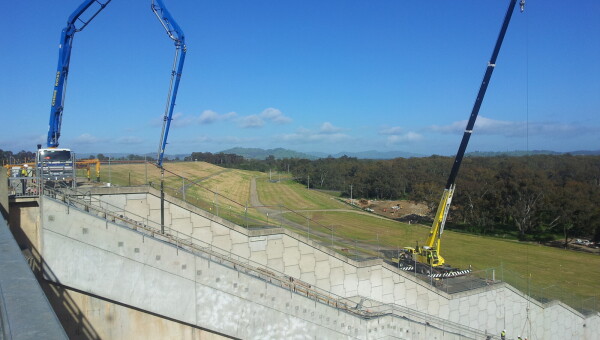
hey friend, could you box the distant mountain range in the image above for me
[218,147,425,160]
[218,147,600,160]
[219,147,318,160]
[88,148,600,161]
[221,147,425,160]
[465,150,600,157]
[306,150,425,159]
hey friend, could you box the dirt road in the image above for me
[249,178,401,260]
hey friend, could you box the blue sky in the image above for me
[2,0,599,156]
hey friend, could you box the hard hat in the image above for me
[24,164,29,167]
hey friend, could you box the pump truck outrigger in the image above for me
[399,0,525,275]
[39,0,185,186]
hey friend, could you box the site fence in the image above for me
[13,160,598,315]
[495,265,598,315]
[43,187,494,339]
[97,161,600,315]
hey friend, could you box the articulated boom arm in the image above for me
[417,0,523,267]
[47,0,112,148]
[152,0,187,167]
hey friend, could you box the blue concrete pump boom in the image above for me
[152,0,187,167]
[47,0,185,162]
[47,0,112,148]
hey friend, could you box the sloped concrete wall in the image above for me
[40,196,475,339]
[84,188,599,339]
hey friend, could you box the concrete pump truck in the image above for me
[402,0,525,274]
[38,0,185,185]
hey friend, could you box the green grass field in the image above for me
[95,162,268,226]
[93,162,600,310]
[256,177,348,210]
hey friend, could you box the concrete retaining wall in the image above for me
[41,196,476,339]
[45,187,600,339]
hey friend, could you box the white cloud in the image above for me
[238,115,265,128]
[72,133,106,145]
[154,108,289,129]
[379,125,422,145]
[260,108,292,124]
[151,110,237,127]
[387,132,423,144]
[237,108,292,128]
[171,112,198,127]
[278,124,351,143]
[319,122,343,134]
[379,126,404,135]
[527,121,591,137]
[198,110,237,124]
[429,116,595,138]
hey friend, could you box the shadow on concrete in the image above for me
[23,245,102,340]
[8,201,102,340]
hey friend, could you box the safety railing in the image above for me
[0,282,8,340]
[43,187,496,339]
[49,161,600,315]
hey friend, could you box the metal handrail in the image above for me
[42,188,495,339]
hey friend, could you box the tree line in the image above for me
[0,150,36,164]
[189,151,600,244]
[0,150,158,164]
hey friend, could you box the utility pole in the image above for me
[350,184,353,205]
[331,226,334,246]
[307,175,310,189]
[160,167,165,234]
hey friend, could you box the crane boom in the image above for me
[48,0,112,148]
[411,0,523,268]
[152,0,187,167]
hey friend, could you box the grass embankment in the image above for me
[95,162,266,226]
[93,162,599,308]
[255,177,599,307]
[256,178,348,210]
[288,211,599,302]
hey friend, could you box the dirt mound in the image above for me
[396,214,431,224]
[348,199,430,219]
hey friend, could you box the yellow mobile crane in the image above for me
[405,0,525,270]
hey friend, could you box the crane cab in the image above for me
[417,246,444,267]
